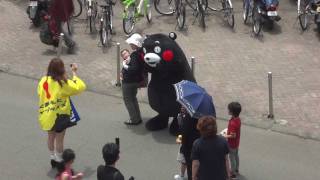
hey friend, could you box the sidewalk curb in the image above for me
[1,71,320,141]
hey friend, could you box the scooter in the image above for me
[252,0,281,35]
[26,0,49,27]
[311,0,320,32]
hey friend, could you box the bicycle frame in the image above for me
[123,0,149,17]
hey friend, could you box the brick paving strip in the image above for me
[1,0,320,140]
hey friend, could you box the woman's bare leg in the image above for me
[55,130,66,162]
[48,131,56,159]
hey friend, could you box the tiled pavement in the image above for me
[1,0,320,139]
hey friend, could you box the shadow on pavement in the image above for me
[28,24,41,32]
[264,22,282,35]
[46,168,57,178]
[42,48,57,56]
[238,174,248,180]
[151,130,176,144]
[124,118,176,144]
[126,121,149,136]
[82,166,96,178]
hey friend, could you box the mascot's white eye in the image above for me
[143,48,147,54]
[154,46,161,54]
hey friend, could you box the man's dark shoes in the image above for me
[124,120,142,125]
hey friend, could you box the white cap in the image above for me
[126,33,143,47]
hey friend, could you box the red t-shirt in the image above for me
[227,117,241,149]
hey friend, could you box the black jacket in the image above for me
[122,49,143,83]
[97,165,124,180]
[180,114,200,160]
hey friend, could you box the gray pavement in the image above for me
[1,0,320,141]
[1,72,320,180]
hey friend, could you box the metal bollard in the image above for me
[116,42,121,87]
[268,72,274,119]
[191,57,195,76]
[57,33,64,58]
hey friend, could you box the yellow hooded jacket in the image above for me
[38,76,86,131]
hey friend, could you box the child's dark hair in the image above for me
[102,143,120,165]
[228,102,242,117]
[57,149,76,174]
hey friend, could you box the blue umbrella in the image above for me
[174,80,216,118]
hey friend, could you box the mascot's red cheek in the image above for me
[140,53,145,61]
[162,50,174,62]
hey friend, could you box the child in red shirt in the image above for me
[56,149,83,180]
[223,102,241,179]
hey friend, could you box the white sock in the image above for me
[50,151,55,160]
[55,152,63,162]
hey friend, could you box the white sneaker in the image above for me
[174,174,184,180]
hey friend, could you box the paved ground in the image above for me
[1,72,320,180]
[1,0,320,140]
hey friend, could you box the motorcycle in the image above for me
[252,0,281,35]
[311,0,320,32]
[26,0,50,27]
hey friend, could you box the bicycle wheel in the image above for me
[224,0,234,28]
[177,3,186,29]
[243,0,249,23]
[89,3,98,33]
[100,17,111,46]
[108,7,113,32]
[197,0,206,28]
[154,0,175,15]
[72,0,82,18]
[298,0,308,30]
[89,13,95,33]
[252,5,262,35]
[145,1,152,22]
[123,6,135,34]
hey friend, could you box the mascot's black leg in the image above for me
[169,117,180,136]
[145,114,169,131]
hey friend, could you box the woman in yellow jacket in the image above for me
[38,58,86,168]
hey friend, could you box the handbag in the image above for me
[52,98,80,132]
[70,98,80,122]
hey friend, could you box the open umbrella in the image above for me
[174,80,216,118]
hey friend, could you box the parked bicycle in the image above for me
[99,0,115,46]
[207,0,235,28]
[298,0,320,32]
[154,0,187,30]
[85,0,98,33]
[243,0,253,24]
[184,0,207,28]
[122,0,152,34]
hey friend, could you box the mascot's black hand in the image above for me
[128,176,135,180]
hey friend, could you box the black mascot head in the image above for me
[141,32,196,134]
